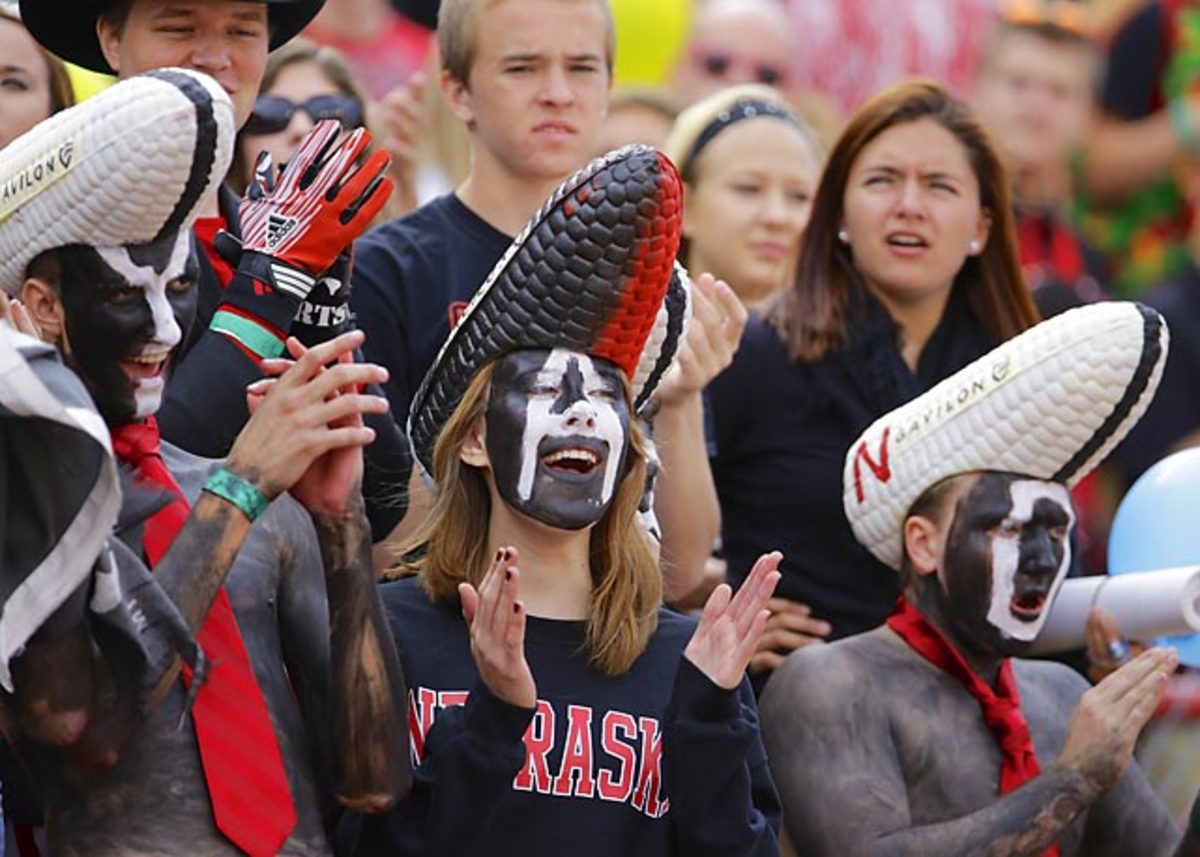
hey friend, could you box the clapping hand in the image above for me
[459,547,537,709]
[685,551,782,689]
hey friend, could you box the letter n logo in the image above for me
[852,427,891,504]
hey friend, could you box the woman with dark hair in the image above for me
[0,7,74,149]
[708,79,1040,680]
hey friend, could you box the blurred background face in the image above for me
[683,116,820,303]
[592,98,676,157]
[239,58,361,180]
[0,17,53,148]
[672,0,797,106]
[840,117,987,307]
[971,28,1095,179]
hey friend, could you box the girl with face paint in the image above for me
[348,347,786,855]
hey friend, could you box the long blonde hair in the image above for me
[392,360,662,676]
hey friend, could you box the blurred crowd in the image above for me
[4,0,1200,852]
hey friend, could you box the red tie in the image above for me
[111,418,296,856]
[887,596,1060,857]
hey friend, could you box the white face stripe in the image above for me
[95,235,191,353]
[95,235,191,419]
[986,480,1075,641]
[515,348,627,504]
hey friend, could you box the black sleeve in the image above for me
[1101,3,1166,120]
[350,235,419,429]
[662,658,782,856]
[337,682,534,856]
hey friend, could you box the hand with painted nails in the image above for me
[749,596,831,674]
[458,547,538,710]
[232,330,390,503]
[653,272,748,408]
[1058,645,1179,798]
[685,551,783,689]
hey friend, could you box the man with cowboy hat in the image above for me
[760,302,1200,855]
[19,0,415,548]
[0,67,408,855]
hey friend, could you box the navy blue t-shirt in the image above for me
[350,194,514,428]
[707,288,993,640]
[339,577,780,856]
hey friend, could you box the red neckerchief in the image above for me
[886,596,1060,857]
[110,418,296,856]
[193,216,234,289]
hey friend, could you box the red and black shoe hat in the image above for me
[408,145,686,477]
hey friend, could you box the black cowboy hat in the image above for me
[19,0,324,75]
[408,145,689,478]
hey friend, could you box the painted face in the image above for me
[57,232,198,425]
[940,473,1074,653]
[485,348,631,530]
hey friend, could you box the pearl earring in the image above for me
[968,239,981,253]
[838,229,850,244]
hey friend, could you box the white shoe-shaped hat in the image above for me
[844,301,1168,569]
[0,68,235,295]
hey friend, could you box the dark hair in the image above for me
[229,38,369,192]
[898,473,967,586]
[764,79,1039,361]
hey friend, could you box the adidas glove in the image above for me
[210,120,392,360]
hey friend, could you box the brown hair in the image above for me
[0,9,75,118]
[391,360,662,677]
[764,79,1039,361]
[438,0,615,85]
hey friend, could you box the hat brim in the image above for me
[0,69,236,295]
[844,301,1168,569]
[20,0,323,74]
[408,145,683,477]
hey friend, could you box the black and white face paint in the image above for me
[982,480,1074,641]
[940,473,1074,653]
[486,348,631,531]
[58,232,198,425]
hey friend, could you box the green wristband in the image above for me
[1170,98,1200,154]
[203,467,270,521]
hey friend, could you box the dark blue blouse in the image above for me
[707,287,993,640]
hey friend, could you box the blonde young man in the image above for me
[350,0,738,599]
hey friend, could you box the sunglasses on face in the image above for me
[243,93,365,135]
[690,48,790,88]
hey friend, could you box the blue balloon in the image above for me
[1109,447,1200,666]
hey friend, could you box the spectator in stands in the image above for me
[666,84,823,305]
[706,81,1039,688]
[591,86,679,157]
[0,7,73,149]
[972,8,1107,318]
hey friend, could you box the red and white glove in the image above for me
[211,120,392,360]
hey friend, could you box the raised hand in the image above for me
[230,329,388,501]
[0,292,41,338]
[458,547,537,709]
[653,272,747,407]
[685,551,782,689]
[239,120,393,278]
[749,596,832,674]
[1084,606,1146,683]
[370,70,425,217]
[1058,645,1178,797]
[211,122,394,363]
